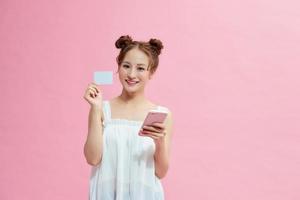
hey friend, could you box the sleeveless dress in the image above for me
[89,100,170,200]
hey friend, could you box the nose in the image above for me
[128,68,137,78]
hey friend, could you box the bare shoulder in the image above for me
[107,97,118,105]
[163,107,173,140]
[147,100,159,110]
[165,109,173,124]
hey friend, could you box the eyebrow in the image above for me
[122,61,146,66]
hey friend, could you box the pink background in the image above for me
[1,0,300,199]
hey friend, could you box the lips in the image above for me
[126,79,139,86]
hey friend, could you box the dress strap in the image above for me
[156,106,162,111]
[156,105,169,113]
[102,100,111,121]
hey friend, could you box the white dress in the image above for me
[89,100,170,200]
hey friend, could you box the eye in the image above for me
[138,67,145,71]
[123,65,130,68]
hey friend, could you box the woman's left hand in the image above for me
[139,122,166,142]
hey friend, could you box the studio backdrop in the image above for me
[0,0,299,199]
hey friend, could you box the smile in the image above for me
[126,80,139,86]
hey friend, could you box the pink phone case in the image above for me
[140,111,168,131]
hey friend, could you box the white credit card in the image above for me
[93,71,113,85]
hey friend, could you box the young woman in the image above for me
[83,35,173,200]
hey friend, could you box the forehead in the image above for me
[123,48,149,66]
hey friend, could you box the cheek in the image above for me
[138,75,148,81]
[118,73,126,83]
[118,69,126,78]
[139,71,151,79]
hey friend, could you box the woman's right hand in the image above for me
[83,82,103,108]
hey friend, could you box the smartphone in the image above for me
[139,111,168,135]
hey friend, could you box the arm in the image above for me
[83,105,104,166]
[154,111,173,179]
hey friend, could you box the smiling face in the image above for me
[118,48,153,94]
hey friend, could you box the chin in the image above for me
[124,86,144,94]
[125,87,139,93]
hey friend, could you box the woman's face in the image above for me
[118,48,153,93]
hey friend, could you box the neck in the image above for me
[118,89,147,106]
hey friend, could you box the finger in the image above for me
[87,89,96,97]
[142,126,161,133]
[152,135,159,140]
[152,122,164,128]
[139,131,162,140]
[84,91,92,98]
[88,87,99,94]
[89,83,100,93]
[141,133,159,140]
[91,89,99,96]
[93,86,100,93]
[87,88,96,95]
[89,82,98,86]
[89,90,98,98]
[88,89,100,98]
[91,81,99,87]
[141,130,165,138]
[84,90,93,98]
[150,123,165,130]
[89,92,95,98]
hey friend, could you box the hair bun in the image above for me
[149,38,164,55]
[115,35,133,49]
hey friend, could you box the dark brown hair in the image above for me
[115,35,164,74]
